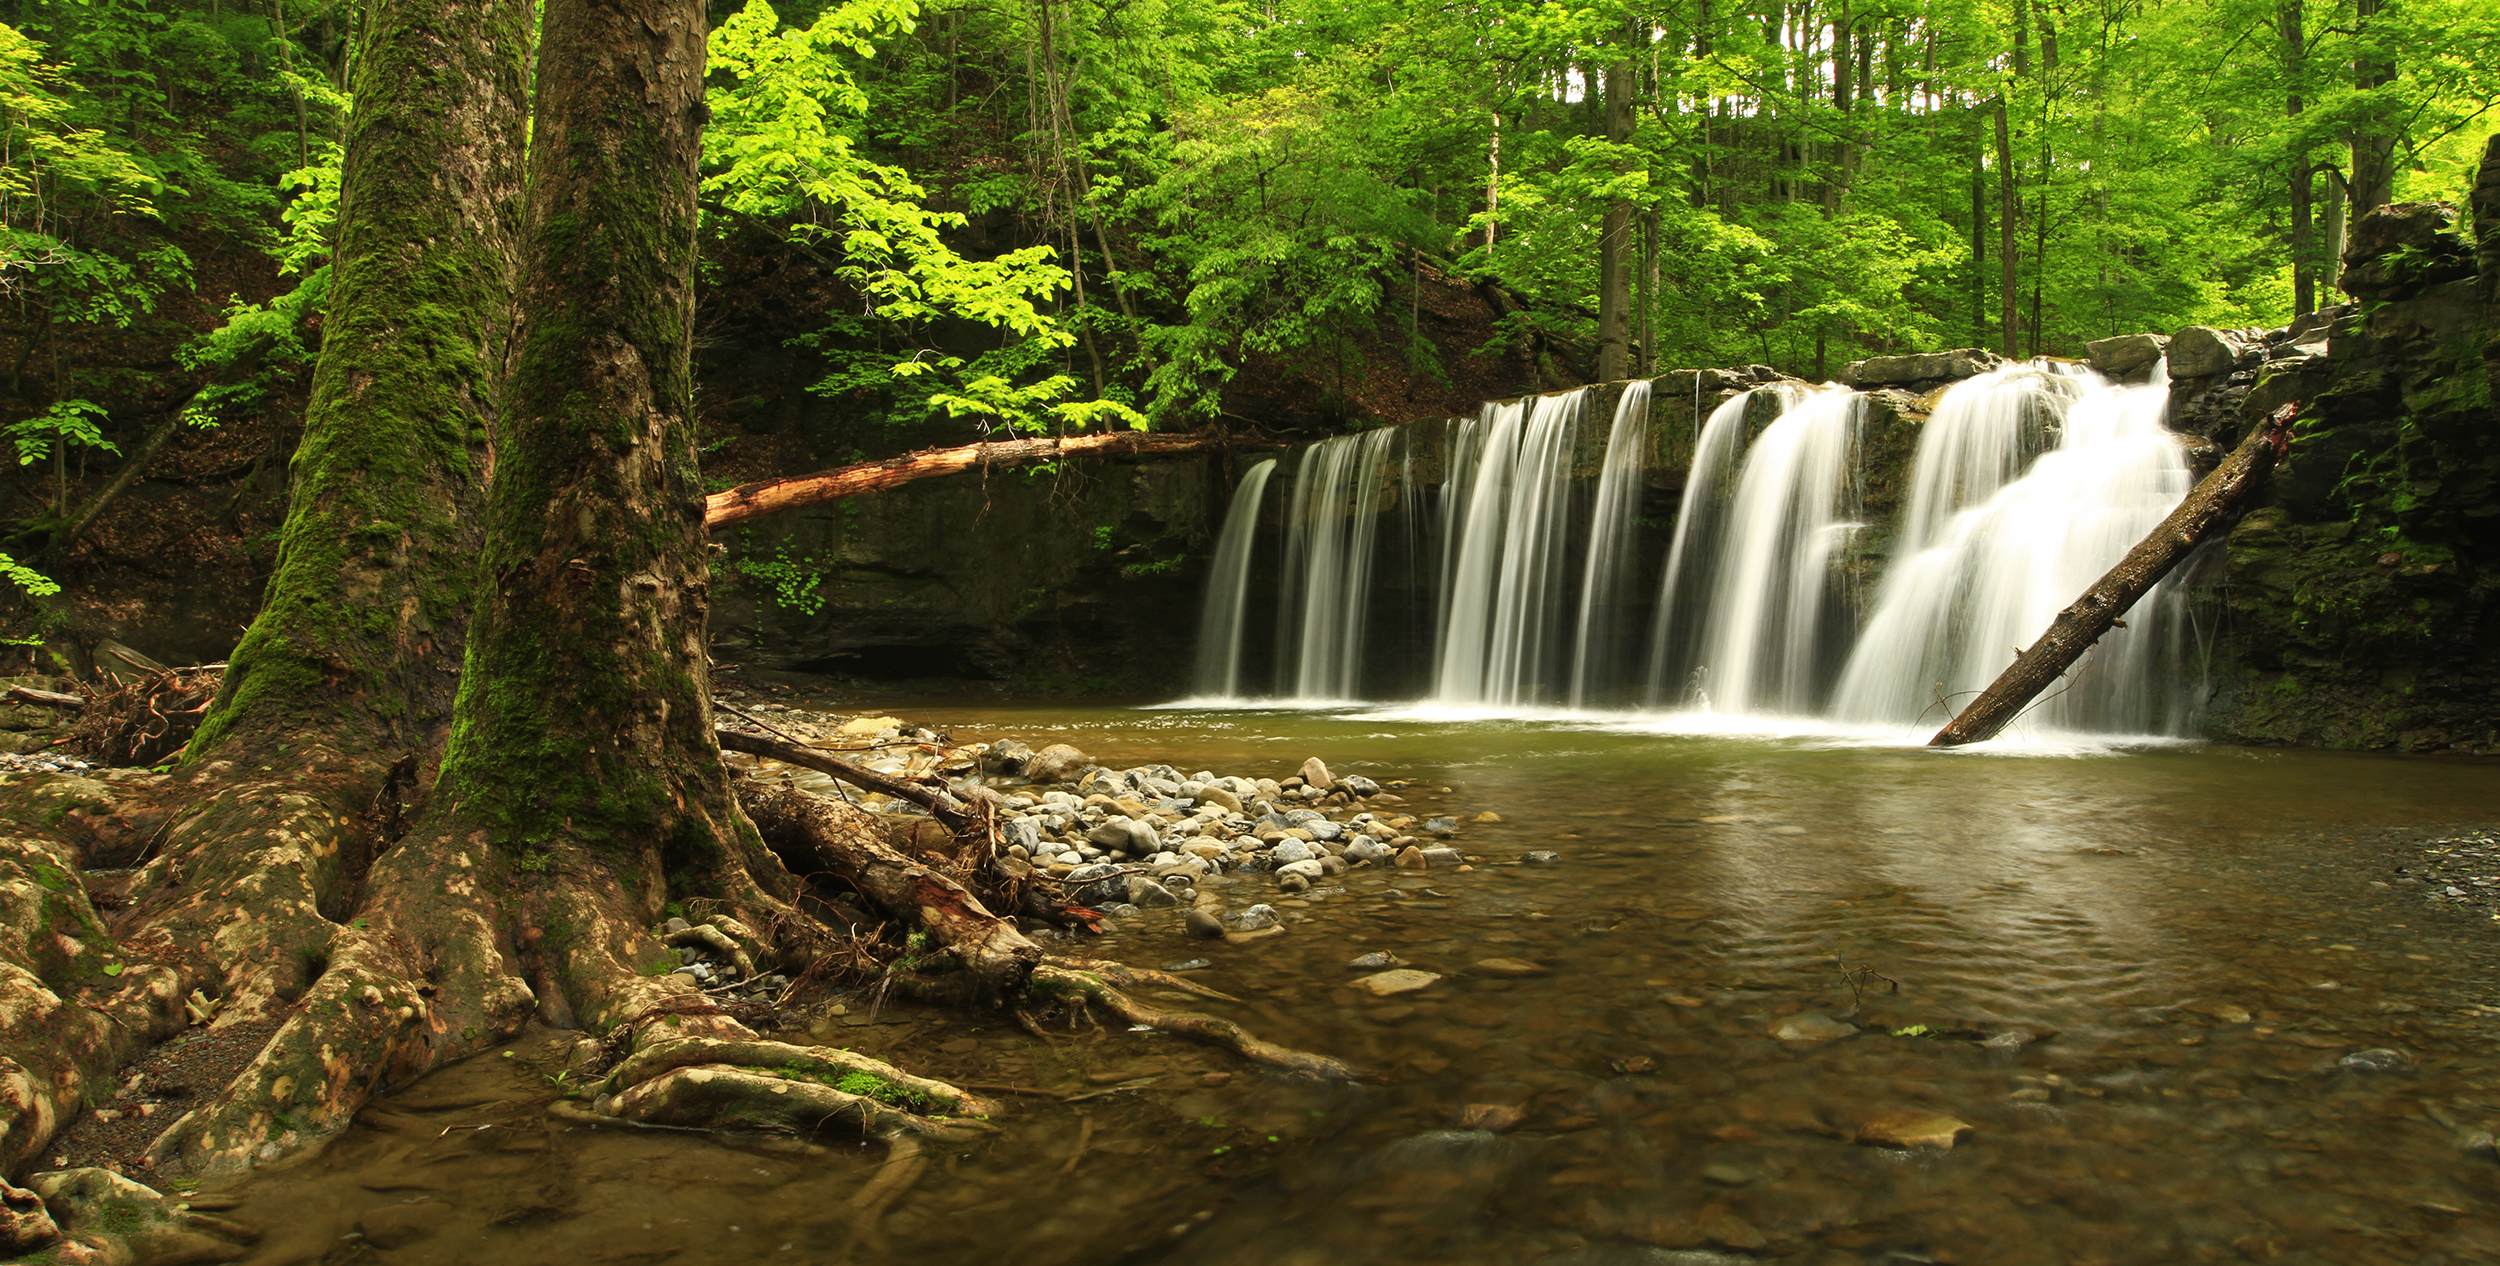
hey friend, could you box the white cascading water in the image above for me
[1832,360,2190,734]
[1184,360,2194,737]
[1431,389,1590,706]
[1684,388,1866,716]
[1642,384,1809,705]
[1187,457,1276,699]
[1567,380,1654,706]
[1274,429,1396,700]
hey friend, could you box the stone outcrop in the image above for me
[1841,348,2005,388]
[2198,138,2500,752]
[2085,333,2166,380]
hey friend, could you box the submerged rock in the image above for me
[1772,1013,1859,1043]
[1854,1110,1971,1150]
[1356,969,1443,997]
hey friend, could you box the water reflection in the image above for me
[223,707,2500,1265]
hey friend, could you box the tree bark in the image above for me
[1930,403,2298,748]
[190,0,525,757]
[704,432,1224,530]
[1993,95,2018,358]
[2281,0,2314,314]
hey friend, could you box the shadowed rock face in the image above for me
[2195,163,2500,754]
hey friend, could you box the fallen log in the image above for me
[1930,403,2299,748]
[739,782,1041,1000]
[5,685,83,711]
[704,431,1226,530]
[715,727,989,844]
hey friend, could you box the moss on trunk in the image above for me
[189,0,531,759]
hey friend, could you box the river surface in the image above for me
[223,705,2500,1266]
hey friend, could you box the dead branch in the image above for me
[703,431,1229,530]
[1930,402,2298,748]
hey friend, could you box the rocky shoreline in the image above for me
[714,696,1559,980]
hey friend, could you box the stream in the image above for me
[222,705,2500,1265]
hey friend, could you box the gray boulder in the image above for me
[1126,877,1183,909]
[977,739,1034,776]
[1025,743,1093,784]
[2166,325,2256,378]
[1841,348,2005,387]
[1086,818,1159,854]
[2084,332,2166,379]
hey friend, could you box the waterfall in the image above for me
[1642,384,1809,704]
[1568,381,1653,706]
[1188,457,1276,699]
[1182,361,2196,738]
[1831,360,2190,734]
[1274,429,1396,700]
[1687,388,1866,716]
[1431,389,1589,706]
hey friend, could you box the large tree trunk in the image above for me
[116,0,537,1180]
[1930,404,2298,748]
[704,432,1222,530]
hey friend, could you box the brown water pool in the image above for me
[220,707,2500,1266]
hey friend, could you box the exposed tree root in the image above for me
[17,1166,256,1264]
[741,782,1038,999]
[1031,964,1354,1079]
[1040,955,1241,1003]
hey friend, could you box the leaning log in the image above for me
[739,782,1041,999]
[704,432,1224,530]
[1929,403,2299,748]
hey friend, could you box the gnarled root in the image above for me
[1041,955,1241,1003]
[24,1167,258,1265]
[594,1034,996,1128]
[1030,964,1355,1080]
[585,1030,994,1258]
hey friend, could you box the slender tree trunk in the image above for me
[1972,113,1989,349]
[1595,48,1635,382]
[2282,0,2314,313]
[704,432,1226,530]
[1994,96,2018,357]
[2347,0,2397,215]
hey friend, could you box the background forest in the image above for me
[0,0,2492,484]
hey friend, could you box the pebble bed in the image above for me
[716,702,1560,950]
[2396,829,2500,917]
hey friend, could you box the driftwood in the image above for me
[4,686,82,711]
[704,432,1224,530]
[740,782,1041,1000]
[1930,403,2299,747]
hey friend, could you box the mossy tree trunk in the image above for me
[0,0,531,1185]
[142,0,821,1183]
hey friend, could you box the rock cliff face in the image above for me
[711,451,1237,696]
[2183,143,2500,751]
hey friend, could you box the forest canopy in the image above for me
[0,0,2493,437]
